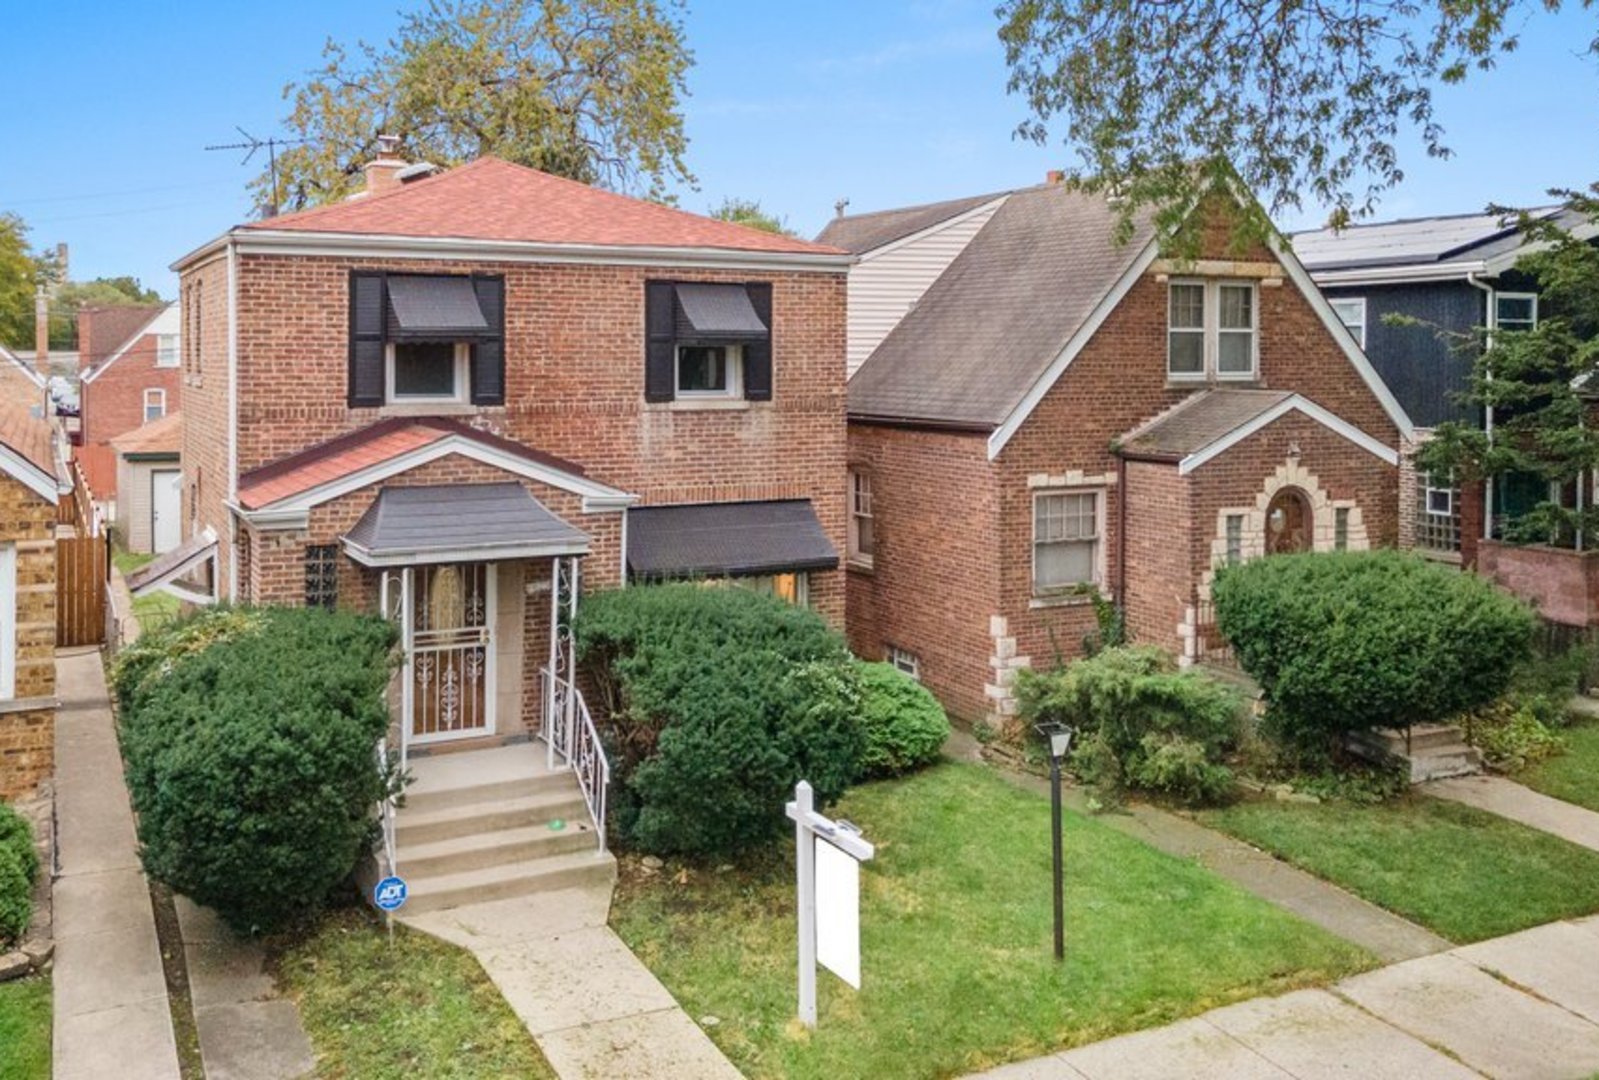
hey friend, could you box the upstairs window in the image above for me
[1033,490,1102,594]
[1168,280,1258,380]
[143,388,167,422]
[848,469,875,566]
[1495,293,1538,332]
[388,341,470,403]
[645,281,773,405]
[156,333,179,368]
[1330,297,1367,348]
[348,272,505,409]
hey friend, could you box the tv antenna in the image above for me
[204,127,311,218]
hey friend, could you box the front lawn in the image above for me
[278,909,555,1079]
[1201,795,1599,943]
[0,975,51,1080]
[1516,721,1599,812]
[611,762,1371,1079]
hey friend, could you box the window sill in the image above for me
[1029,590,1102,610]
[1165,377,1263,391]
[1415,546,1463,565]
[646,398,754,413]
[371,402,503,418]
[0,695,59,716]
[846,558,875,576]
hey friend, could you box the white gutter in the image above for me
[1466,271,1495,541]
[1307,261,1488,287]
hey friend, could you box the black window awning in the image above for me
[343,483,589,567]
[673,283,768,341]
[386,276,491,342]
[627,500,838,580]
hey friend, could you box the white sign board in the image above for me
[815,837,861,988]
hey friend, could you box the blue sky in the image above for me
[4,0,1595,296]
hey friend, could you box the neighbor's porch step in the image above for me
[400,821,598,878]
[396,789,590,846]
[403,849,618,914]
[402,769,582,815]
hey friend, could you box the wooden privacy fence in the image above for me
[56,533,109,647]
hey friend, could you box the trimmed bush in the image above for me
[1017,646,1243,805]
[856,661,949,778]
[119,606,397,935]
[0,803,36,945]
[1213,550,1536,756]
[577,584,863,857]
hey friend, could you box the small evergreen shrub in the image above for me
[576,584,863,857]
[0,803,37,945]
[1017,646,1243,806]
[855,662,950,778]
[1212,550,1535,757]
[119,607,397,935]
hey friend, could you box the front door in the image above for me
[151,469,181,553]
[410,562,495,742]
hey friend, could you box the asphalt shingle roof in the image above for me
[627,500,838,579]
[815,191,1008,254]
[345,483,588,560]
[1118,390,1293,459]
[0,399,57,483]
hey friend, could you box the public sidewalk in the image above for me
[402,882,742,1079]
[973,915,1599,1080]
[50,646,181,1080]
[1424,774,1599,854]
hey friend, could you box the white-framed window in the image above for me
[887,645,920,681]
[1330,297,1367,348]
[1224,513,1244,565]
[1033,490,1103,594]
[1424,473,1455,517]
[385,341,470,404]
[848,469,874,566]
[143,388,167,422]
[156,333,180,368]
[1168,280,1258,380]
[675,343,743,399]
[0,543,14,700]
[1495,293,1538,331]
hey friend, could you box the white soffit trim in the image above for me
[1177,394,1399,475]
[0,445,59,504]
[1271,235,1414,440]
[987,238,1162,459]
[855,196,1011,262]
[342,536,591,568]
[244,434,639,516]
[1305,262,1486,287]
[81,303,179,384]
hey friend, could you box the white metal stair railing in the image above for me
[375,738,399,878]
[541,666,610,854]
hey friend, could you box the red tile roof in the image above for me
[236,417,591,510]
[245,157,845,257]
[111,411,184,456]
[0,400,57,485]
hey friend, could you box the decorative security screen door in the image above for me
[410,563,496,742]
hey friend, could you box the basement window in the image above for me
[888,645,920,681]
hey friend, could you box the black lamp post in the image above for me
[1035,721,1074,961]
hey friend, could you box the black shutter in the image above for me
[470,275,506,406]
[644,281,676,402]
[744,283,773,401]
[348,272,386,408]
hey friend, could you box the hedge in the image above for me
[577,584,863,857]
[0,802,37,945]
[1212,550,1535,756]
[117,606,397,935]
[855,661,949,778]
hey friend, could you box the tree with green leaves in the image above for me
[1417,189,1599,547]
[997,0,1593,242]
[259,0,694,213]
[0,214,51,351]
[708,197,793,236]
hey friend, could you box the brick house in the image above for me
[825,183,1412,727]
[158,150,848,805]
[76,302,181,512]
[0,401,62,800]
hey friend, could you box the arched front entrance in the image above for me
[1265,487,1313,554]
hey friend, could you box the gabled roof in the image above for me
[234,417,633,515]
[0,399,61,503]
[816,191,1010,254]
[111,411,183,457]
[226,157,843,258]
[81,303,168,378]
[848,184,1157,429]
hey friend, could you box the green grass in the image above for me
[278,909,555,1080]
[0,975,51,1080]
[1201,795,1599,943]
[1517,721,1599,812]
[610,762,1371,1079]
[112,547,180,631]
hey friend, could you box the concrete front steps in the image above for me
[1349,723,1483,783]
[394,743,616,915]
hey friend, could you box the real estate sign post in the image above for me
[787,780,874,1028]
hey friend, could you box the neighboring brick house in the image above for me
[826,183,1411,726]
[0,400,62,800]
[76,302,181,510]
[157,151,850,760]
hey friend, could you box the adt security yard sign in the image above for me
[786,780,874,1028]
[373,875,408,913]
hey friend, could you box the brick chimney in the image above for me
[1045,170,1065,185]
[364,134,407,197]
[34,286,49,381]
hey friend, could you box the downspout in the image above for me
[1116,453,1129,607]
[226,237,240,601]
[1466,272,1495,541]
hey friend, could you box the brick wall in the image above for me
[82,333,181,448]
[1122,460,1192,653]
[0,474,57,799]
[1477,541,1599,627]
[179,255,230,589]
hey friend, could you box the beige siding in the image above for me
[845,197,1006,377]
[117,457,179,553]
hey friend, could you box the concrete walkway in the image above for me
[1424,774,1599,854]
[951,731,1450,963]
[973,915,1599,1079]
[401,882,742,1080]
[51,646,181,1080]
